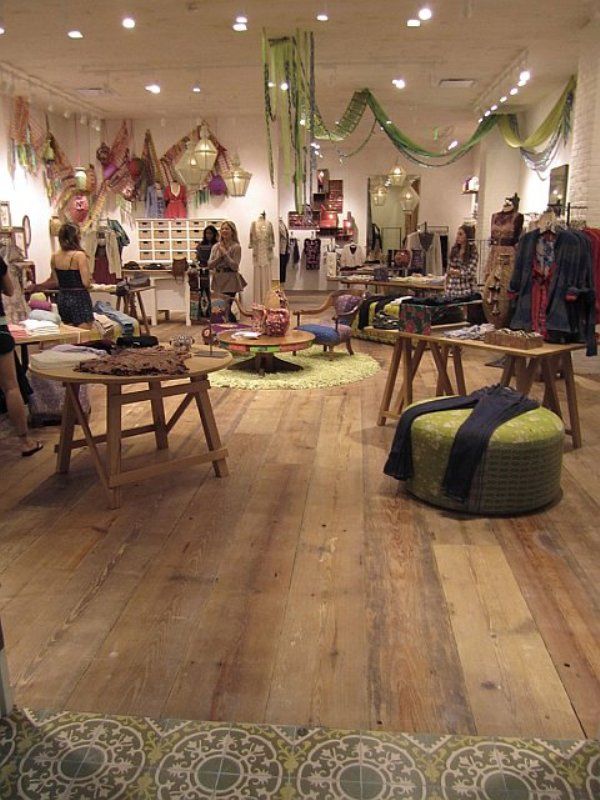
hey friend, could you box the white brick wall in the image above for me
[569,22,600,226]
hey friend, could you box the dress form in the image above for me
[249,215,275,302]
[483,197,524,326]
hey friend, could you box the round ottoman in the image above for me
[406,402,564,515]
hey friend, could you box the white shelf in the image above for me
[136,217,225,263]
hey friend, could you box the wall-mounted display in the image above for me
[0,202,12,230]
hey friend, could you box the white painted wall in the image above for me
[477,128,522,240]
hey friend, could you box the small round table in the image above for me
[30,349,233,509]
[217,329,315,375]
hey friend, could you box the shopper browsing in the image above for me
[445,225,478,298]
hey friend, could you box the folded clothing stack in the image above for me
[442,324,496,341]
[30,344,106,370]
[22,318,61,335]
[77,348,189,377]
[29,309,62,325]
[93,301,136,336]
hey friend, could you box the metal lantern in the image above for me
[175,141,207,188]
[400,183,420,212]
[193,123,218,173]
[74,166,88,191]
[387,162,407,187]
[370,184,388,207]
[222,155,253,197]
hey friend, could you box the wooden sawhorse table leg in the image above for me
[377,339,427,425]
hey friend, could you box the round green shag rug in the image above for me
[210,346,380,390]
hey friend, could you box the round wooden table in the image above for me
[30,349,233,509]
[217,329,315,375]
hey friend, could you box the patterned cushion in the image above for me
[405,401,564,515]
[296,324,341,345]
[334,294,362,322]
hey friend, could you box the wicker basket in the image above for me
[483,329,544,349]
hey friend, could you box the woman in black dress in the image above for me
[195,224,219,267]
[0,257,43,456]
[33,223,94,329]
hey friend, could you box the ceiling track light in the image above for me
[406,19,421,27]
[67,30,83,39]
[192,85,201,93]
[0,25,5,36]
[232,21,247,31]
[316,13,329,21]
[490,104,498,111]
[500,95,507,103]
[392,78,406,89]
[122,17,135,29]
[447,140,459,151]
[418,7,433,21]
[145,83,161,94]
[510,87,518,96]
[280,81,289,91]
[235,15,248,23]
[519,69,531,82]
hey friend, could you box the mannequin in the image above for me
[164,180,187,218]
[249,213,275,302]
[483,194,524,326]
[405,225,443,275]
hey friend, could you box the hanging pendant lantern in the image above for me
[370,184,388,207]
[387,162,407,187]
[400,183,420,212]
[175,140,207,188]
[193,123,218,173]
[74,166,88,191]
[222,154,253,197]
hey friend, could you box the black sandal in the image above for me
[22,441,44,458]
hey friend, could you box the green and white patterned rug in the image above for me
[1,708,598,799]
[209,346,380,391]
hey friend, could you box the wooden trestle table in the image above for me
[371,327,585,448]
[30,349,233,509]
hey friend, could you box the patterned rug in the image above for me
[1,708,598,799]
[209,347,380,391]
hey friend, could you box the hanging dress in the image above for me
[164,184,187,218]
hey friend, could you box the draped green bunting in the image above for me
[262,31,576,209]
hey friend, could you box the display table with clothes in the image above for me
[8,322,101,370]
[384,390,564,515]
[30,347,233,509]
[371,327,585,448]
[90,286,153,336]
[329,275,446,295]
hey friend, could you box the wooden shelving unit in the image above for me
[136,218,225,263]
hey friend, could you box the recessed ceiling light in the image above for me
[447,140,459,151]
[484,110,491,117]
[268,81,275,88]
[0,26,5,35]
[386,120,392,125]
[192,85,201,93]
[145,83,161,94]
[316,13,329,21]
[392,78,406,89]
[418,7,433,21]
[517,79,527,87]
[299,118,306,126]
[407,19,421,27]
[519,69,531,82]
[500,95,507,103]
[510,87,519,95]
[236,15,248,23]
[280,81,289,91]
[477,117,483,123]
[232,22,247,31]
[68,30,83,39]
[490,104,498,111]
[122,17,135,29]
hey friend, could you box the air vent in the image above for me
[76,87,112,96]
[438,79,476,89]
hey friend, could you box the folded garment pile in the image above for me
[77,347,189,377]
[93,301,136,336]
[442,324,497,341]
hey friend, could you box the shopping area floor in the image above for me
[0,310,598,796]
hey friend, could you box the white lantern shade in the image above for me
[387,163,407,187]
[370,185,388,207]
[175,141,209,188]
[400,183,420,212]
[193,124,218,173]
[74,166,88,191]
[223,156,252,197]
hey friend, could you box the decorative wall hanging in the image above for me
[262,31,577,200]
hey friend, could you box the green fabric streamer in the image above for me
[496,76,576,149]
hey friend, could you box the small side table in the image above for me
[217,329,315,375]
[30,350,233,508]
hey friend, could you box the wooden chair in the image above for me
[294,288,365,356]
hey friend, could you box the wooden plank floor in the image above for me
[0,316,599,738]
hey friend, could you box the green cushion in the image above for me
[406,402,564,515]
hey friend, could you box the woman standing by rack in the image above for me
[445,225,478,298]
[32,223,94,329]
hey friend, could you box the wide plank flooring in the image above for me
[0,315,598,738]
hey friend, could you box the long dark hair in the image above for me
[58,223,83,252]
[201,225,219,246]
[450,225,477,263]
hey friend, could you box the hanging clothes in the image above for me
[82,228,122,280]
[145,184,165,218]
[249,217,275,302]
[301,238,321,270]
[290,236,300,267]
[107,219,130,254]
[279,218,290,284]
[340,243,366,269]
[405,230,443,275]
[164,183,187,218]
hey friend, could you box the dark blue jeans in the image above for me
[384,385,538,502]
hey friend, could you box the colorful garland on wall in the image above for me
[262,30,576,209]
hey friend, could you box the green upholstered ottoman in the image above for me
[405,402,564,515]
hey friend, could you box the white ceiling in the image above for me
[0,0,595,144]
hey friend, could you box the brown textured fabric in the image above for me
[77,348,189,376]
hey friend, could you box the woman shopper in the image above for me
[207,220,247,321]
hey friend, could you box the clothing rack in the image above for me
[565,203,587,227]
[418,222,449,234]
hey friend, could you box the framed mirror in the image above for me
[548,165,569,215]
